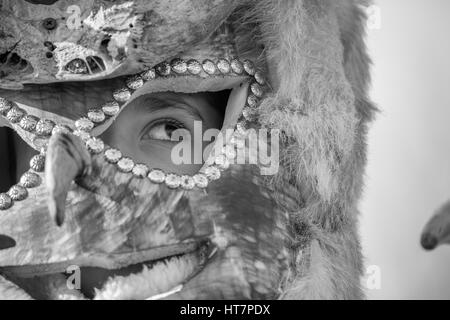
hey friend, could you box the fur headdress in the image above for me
[0,0,374,299]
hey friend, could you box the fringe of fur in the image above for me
[236,0,375,299]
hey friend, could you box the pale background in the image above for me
[360,0,450,299]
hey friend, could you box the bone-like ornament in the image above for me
[0,0,239,86]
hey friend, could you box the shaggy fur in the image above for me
[238,0,375,299]
[0,0,374,300]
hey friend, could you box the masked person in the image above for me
[0,0,374,300]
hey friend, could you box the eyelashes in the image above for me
[141,118,187,141]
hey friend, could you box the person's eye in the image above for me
[141,119,187,141]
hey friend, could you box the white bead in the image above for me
[141,68,156,81]
[217,59,231,74]
[230,135,246,149]
[8,185,28,201]
[87,109,106,123]
[104,148,122,163]
[52,125,71,135]
[214,154,230,170]
[242,106,256,122]
[155,61,171,76]
[113,88,132,102]
[250,82,264,98]
[35,119,55,136]
[193,174,208,188]
[148,169,166,184]
[19,115,39,132]
[243,59,256,75]
[165,174,181,189]
[19,171,41,188]
[73,130,91,141]
[0,193,12,210]
[117,157,134,173]
[30,154,46,172]
[180,175,195,190]
[132,164,149,178]
[223,145,237,160]
[230,59,244,74]
[75,117,94,132]
[6,106,25,123]
[202,59,216,75]
[254,71,266,85]
[0,98,13,115]
[247,94,258,108]
[102,101,120,116]
[187,60,202,75]
[235,122,249,137]
[203,166,221,181]
[126,75,144,90]
[86,137,104,154]
[171,58,187,74]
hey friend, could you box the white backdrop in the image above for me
[360,0,450,299]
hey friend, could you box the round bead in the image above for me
[180,175,195,190]
[75,118,94,132]
[87,109,106,123]
[204,153,216,167]
[141,68,156,81]
[187,60,202,75]
[203,166,221,181]
[202,59,216,75]
[230,135,246,150]
[19,115,39,132]
[117,157,134,173]
[250,82,264,98]
[242,106,257,122]
[243,60,256,75]
[35,119,55,136]
[73,130,91,142]
[247,94,259,108]
[39,144,48,154]
[52,125,71,135]
[102,101,120,116]
[155,61,171,76]
[8,185,28,201]
[132,164,149,178]
[0,98,13,115]
[6,106,26,123]
[19,172,41,188]
[235,122,249,137]
[104,148,122,164]
[254,71,266,85]
[33,138,48,151]
[171,58,187,74]
[0,193,13,210]
[193,173,208,189]
[217,59,231,74]
[148,169,166,184]
[230,59,244,74]
[113,88,132,103]
[30,154,46,172]
[126,75,144,90]
[214,154,230,170]
[165,174,181,189]
[86,137,104,154]
[223,145,237,160]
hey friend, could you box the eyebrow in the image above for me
[137,94,205,122]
